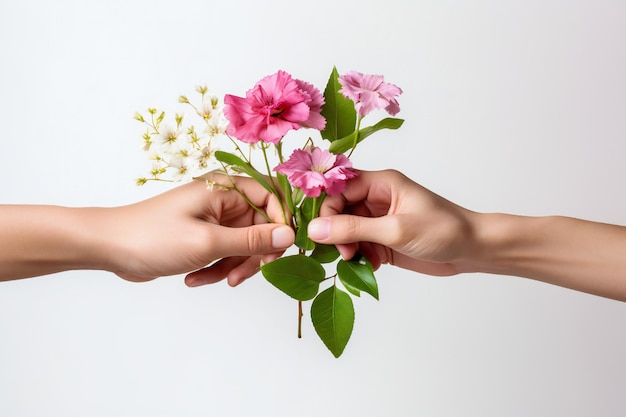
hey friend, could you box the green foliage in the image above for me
[214,151,274,193]
[261,255,325,301]
[329,117,405,154]
[138,66,405,357]
[337,258,379,300]
[311,285,355,358]
[320,67,357,142]
[310,244,340,264]
[276,173,295,214]
[295,219,316,251]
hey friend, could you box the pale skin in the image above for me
[307,170,626,302]
[0,175,295,287]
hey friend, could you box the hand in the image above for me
[307,169,476,276]
[307,169,626,301]
[95,174,295,286]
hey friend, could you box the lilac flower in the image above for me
[338,71,402,117]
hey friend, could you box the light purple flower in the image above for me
[338,71,402,117]
[274,147,358,198]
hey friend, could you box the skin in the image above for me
[307,169,626,302]
[0,174,295,287]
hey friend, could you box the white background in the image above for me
[1,0,626,416]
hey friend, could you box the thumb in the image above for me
[308,215,395,247]
[211,224,295,259]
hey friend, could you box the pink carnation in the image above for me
[338,71,402,117]
[223,71,326,144]
[274,147,358,198]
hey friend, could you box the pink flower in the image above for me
[274,147,358,198]
[223,71,326,144]
[338,71,402,117]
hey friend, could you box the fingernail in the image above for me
[308,218,330,240]
[272,226,294,248]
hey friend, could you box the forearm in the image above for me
[467,214,626,301]
[0,205,111,280]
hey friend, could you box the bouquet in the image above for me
[135,67,404,357]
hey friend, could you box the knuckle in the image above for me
[246,226,267,254]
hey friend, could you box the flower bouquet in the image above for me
[135,67,403,357]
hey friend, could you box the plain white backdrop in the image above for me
[1,0,625,416]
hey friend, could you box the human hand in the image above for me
[102,174,294,286]
[307,170,477,276]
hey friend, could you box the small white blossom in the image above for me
[169,156,191,181]
[205,116,228,138]
[159,124,182,148]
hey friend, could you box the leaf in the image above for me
[294,207,315,251]
[341,280,361,297]
[329,117,405,154]
[310,244,340,264]
[214,151,274,194]
[311,285,355,358]
[276,173,294,214]
[295,221,315,251]
[337,258,379,300]
[320,67,357,142]
[262,255,325,301]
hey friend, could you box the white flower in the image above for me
[168,156,191,181]
[196,100,215,121]
[158,124,182,148]
[150,161,166,178]
[205,115,228,138]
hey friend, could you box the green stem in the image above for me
[225,134,250,162]
[218,162,273,223]
[297,247,305,339]
[275,142,285,164]
[311,193,325,220]
[346,115,364,159]
[261,143,288,225]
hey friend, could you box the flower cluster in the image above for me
[136,67,403,357]
[135,86,227,185]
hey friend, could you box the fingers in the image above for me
[185,255,269,287]
[308,214,399,249]
[319,169,405,217]
[209,223,294,260]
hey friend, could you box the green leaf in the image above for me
[292,187,304,208]
[294,207,315,251]
[214,151,274,194]
[341,280,361,297]
[295,221,315,251]
[320,67,357,142]
[276,173,294,214]
[300,197,315,222]
[337,258,379,300]
[262,255,325,301]
[329,117,405,154]
[310,244,340,264]
[311,285,355,358]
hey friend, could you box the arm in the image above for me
[469,213,626,300]
[0,176,294,285]
[308,170,626,301]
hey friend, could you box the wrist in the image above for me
[460,212,541,276]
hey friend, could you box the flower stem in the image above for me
[311,193,325,220]
[261,143,288,225]
[347,115,363,159]
[297,301,303,339]
[297,247,305,338]
[218,162,273,223]
[275,142,285,164]
[225,134,250,162]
